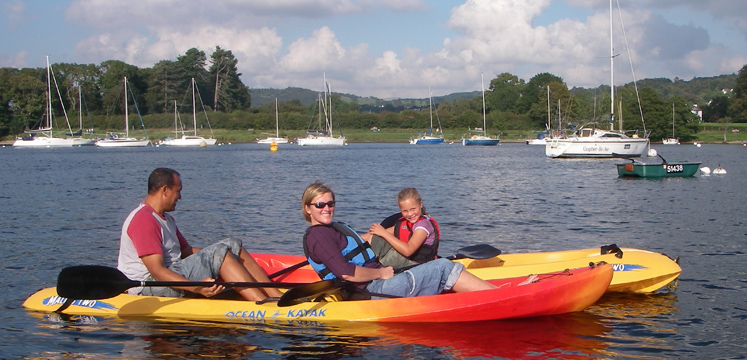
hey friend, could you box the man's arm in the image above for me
[141,253,223,297]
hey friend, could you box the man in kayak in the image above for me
[301,181,497,299]
[117,168,283,301]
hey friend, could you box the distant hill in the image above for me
[250,73,737,110]
[250,87,481,110]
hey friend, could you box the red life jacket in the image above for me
[393,216,441,263]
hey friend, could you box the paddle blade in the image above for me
[379,212,401,228]
[277,279,343,307]
[449,244,501,260]
[57,265,138,300]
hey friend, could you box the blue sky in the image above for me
[2,0,745,99]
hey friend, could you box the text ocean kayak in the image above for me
[252,244,680,293]
[23,264,612,323]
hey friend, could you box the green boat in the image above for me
[616,154,700,178]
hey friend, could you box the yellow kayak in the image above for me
[453,245,681,293]
[253,244,680,294]
[23,264,612,323]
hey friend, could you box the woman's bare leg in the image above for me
[450,270,498,293]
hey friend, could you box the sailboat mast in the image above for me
[275,98,279,137]
[672,103,675,137]
[609,0,615,132]
[192,78,197,136]
[46,56,52,135]
[124,76,129,137]
[174,101,178,137]
[429,86,434,133]
[481,73,487,136]
[78,84,83,130]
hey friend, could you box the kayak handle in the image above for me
[600,244,623,259]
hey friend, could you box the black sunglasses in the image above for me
[309,200,336,209]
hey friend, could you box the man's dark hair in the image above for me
[148,168,180,195]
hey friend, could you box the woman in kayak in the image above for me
[301,181,497,299]
[362,188,439,268]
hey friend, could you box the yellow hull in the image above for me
[22,265,612,323]
[455,247,681,293]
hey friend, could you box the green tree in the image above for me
[0,68,21,137]
[209,46,250,112]
[145,60,183,114]
[728,64,747,122]
[98,60,144,116]
[486,72,524,113]
[527,81,571,130]
[703,95,730,122]
[517,73,564,114]
[6,68,46,133]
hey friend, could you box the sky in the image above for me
[1,0,746,99]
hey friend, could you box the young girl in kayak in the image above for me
[301,181,496,299]
[362,188,439,268]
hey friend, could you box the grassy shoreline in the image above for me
[3,125,747,145]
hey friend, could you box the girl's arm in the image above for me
[369,223,427,257]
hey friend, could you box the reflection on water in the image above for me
[587,292,682,359]
[4,143,746,359]
[34,311,615,359]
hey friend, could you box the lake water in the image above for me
[1,142,745,359]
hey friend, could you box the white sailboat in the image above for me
[462,73,499,146]
[160,78,217,147]
[410,87,444,145]
[71,84,95,146]
[296,75,346,146]
[545,0,649,158]
[526,86,552,145]
[662,103,680,145]
[13,56,77,148]
[257,98,289,144]
[95,77,150,147]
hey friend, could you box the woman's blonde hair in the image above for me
[397,187,427,216]
[301,181,335,222]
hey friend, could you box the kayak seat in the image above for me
[270,259,288,267]
[253,258,271,267]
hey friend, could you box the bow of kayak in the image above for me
[455,246,681,293]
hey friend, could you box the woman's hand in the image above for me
[379,266,394,280]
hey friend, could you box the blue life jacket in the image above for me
[303,222,378,280]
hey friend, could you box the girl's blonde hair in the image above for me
[301,181,335,222]
[397,187,427,216]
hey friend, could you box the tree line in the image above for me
[0,45,744,142]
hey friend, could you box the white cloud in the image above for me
[29,0,746,99]
[278,26,346,73]
[2,0,26,29]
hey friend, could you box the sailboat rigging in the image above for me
[95,77,151,147]
[410,87,444,145]
[13,56,79,147]
[662,103,680,145]
[545,0,649,158]
[296,74,346,146]
[160,78,217,146]
[462,73,499,146]
[257,98,289,144]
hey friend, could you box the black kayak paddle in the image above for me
[56,265,310,301]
